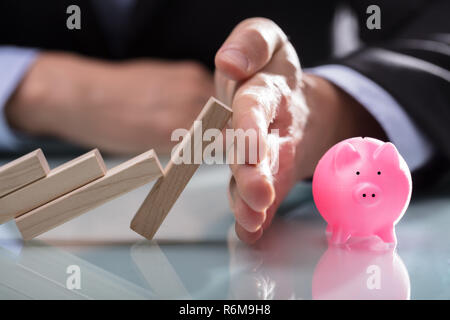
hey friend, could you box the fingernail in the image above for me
[220,49,249,72]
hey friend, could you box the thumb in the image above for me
[215,18,287,80]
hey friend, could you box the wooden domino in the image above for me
[130,97,232,240]
[16,149,163,240]
[0,149,106,224]
[0,149,50,197]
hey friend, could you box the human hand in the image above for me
[215,18,385,244]
[6,53,214,154]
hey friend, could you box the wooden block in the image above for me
[0,149,50,197]
[0,149,106,224]
[16,149,163,240]
[130,97,232,240]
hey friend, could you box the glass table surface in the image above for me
[0,157,449,300]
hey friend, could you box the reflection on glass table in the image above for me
[312,239,410,299]
[0,158,449,299]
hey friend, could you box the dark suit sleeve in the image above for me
[338,0,450,162]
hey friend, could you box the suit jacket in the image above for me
[1,0,449,187]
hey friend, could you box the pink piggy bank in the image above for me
[312,137,412,245]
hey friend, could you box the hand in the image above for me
[6,53,214,154]
[215,18,385,244]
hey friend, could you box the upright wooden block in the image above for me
[0,149,106,224]
[16,149,163,240]
[130,97,232,240]
[0,149,50,197]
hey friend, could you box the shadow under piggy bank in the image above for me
[312,238,410,300]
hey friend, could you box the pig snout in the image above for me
[352,182,381,206]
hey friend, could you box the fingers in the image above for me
[235,222,263,245]
[226,86,280,237]
[227,161,273,245]
[230,93,269,164]
[229,159,274,212]
[230,71,290,165]
[215,18,287,80]
[216,24,301,166]
[229,169,277,245]
[229,177,267,231]
[229,139,299,244]
[218,18,304,245]
[229,177,265,245]
[226,73,288,213]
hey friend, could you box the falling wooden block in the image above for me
[130,97,232,240]
[0,149,106,224]
[0,149,50,197]
[16,149,163,240]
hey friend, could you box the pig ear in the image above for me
[334,142,361,172]
[373,142,399,166]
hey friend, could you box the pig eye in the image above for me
[377,171,381,175]
[356,171,360,175]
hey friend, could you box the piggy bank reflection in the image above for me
[312,137,412,244]
[312,239,410,300]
